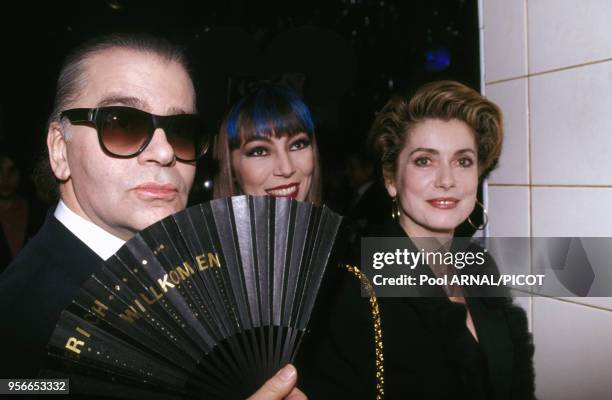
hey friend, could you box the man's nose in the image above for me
[138,128,176,166]
[273,149,296,177]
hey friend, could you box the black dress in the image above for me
[298,219,535,400]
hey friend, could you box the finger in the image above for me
[285,387,308,400]
[246,364,298,400]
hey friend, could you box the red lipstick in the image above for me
[265,183,300,199]
[427,197,459,209]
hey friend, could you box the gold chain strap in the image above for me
[343,264,385,400]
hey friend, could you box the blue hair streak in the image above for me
[225,84,315,149]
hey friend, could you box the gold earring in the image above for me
[467,199,488,230]
[391,197,401,221]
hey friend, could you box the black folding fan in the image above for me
[41,195,342,399]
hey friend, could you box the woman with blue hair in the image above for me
[213,84,321,204]
[212,83,326,398]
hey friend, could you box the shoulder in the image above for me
[0,216,101,323]
[1,217,74,280]
[1,219,57,285]
[0,218,77,310]
[0,217,103,376]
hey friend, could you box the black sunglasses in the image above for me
[60,106,209,162]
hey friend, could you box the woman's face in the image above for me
[230,132,314,201]
[385,118,479,237]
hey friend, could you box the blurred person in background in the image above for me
[0,150,45,272]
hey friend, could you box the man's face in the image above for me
[52,48,197,240]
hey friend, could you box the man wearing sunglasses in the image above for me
[0,33,305,400]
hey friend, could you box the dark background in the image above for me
[0,0,479,211]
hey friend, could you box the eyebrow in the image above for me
[97,95,147,109]
[409,147,476,156]
[240,131,309,146]
[166,106,192,115]
[242,136,272,146]
[455,148,477,155]
[96,95,192,115]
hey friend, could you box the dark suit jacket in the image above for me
[0,215,103,378]
[298,219,535,399]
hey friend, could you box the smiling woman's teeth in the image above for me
[267,187,297,196]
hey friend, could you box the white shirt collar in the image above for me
[54,200,125,260]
